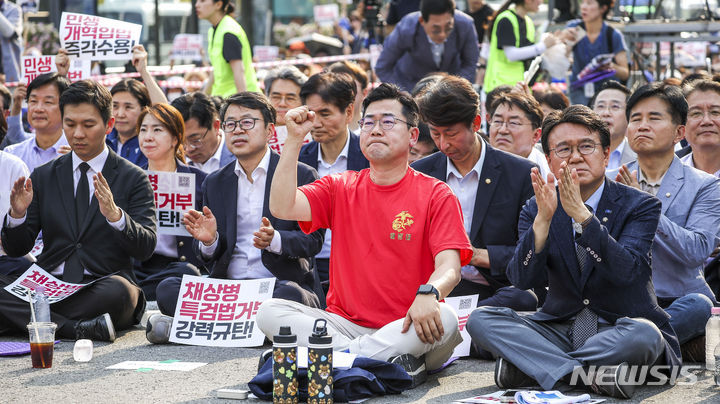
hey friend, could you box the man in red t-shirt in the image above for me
[256,83,472,385]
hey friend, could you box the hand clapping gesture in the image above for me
[183,206,218,246]
[253,217,275,249]
[557,161,593,223]
[9,177,33,219]
[93,172,122,222]
[615,164,641,190]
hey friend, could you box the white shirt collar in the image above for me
[611,137,627,158]
[235,147,271,182]
[446,137,486,181]
[72,146,109,174]
[317,131,350,164]
[208,130,226,165]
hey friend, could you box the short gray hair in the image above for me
[264,66,308,95]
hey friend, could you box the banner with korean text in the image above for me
[169,275,276,347]
[147,171,196,236]
[444,294,479,358]
[22,55,91,85]
[60,12,142,61]
[4,264,98,304]
[171,34,203,61]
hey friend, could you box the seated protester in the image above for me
[488,92,551,179]
[0,150,30,276]
[409,122,438,163]
[4,73,71,172]
[683,81,720,298]
[264,65,307,142]
[589,81,636,172]
[171,92,234,174]
[413,76,537,312]
[135,104,207,300]
[467,105,681,399]
[612,82,720,360]
[327,60,369,134]
[256,83,472,387]
[682,80,720,178]
[298,72,370,288]
[533,88,569,117]
[0,80,157,342]
[105,46,169,168]
[147,92,325,344]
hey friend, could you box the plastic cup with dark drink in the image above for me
[27,322,57,369]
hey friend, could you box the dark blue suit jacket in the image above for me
[411,144,535,288]
[194,151,325,293]
[138,161,207,270]
[508,179,681,367]
[298,131,369,172]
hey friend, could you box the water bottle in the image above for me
[705,307,720,370]
[307,319,333,404]
[31,287,51,323]
[714,342,720,385]
[272,326,298,404]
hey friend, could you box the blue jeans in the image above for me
[664,293,714,344]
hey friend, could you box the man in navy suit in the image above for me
[412,76,537,312]
[613,82,720,359]
[375,0,479,92]
[1,80,157,342]
[467,105,680,399]
[298,71,369,287]
[149,92,324,343]
[171,92,235,174]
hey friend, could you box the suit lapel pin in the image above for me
[485,178,491,184]
[602,217,608,222]
[665,192,671,197]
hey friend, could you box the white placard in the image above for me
[21,55,92,85]
[172,34,203,61]
[169,275,276,347]
[147,171,196,236]
[268,126,313,154]
[314,4,339,26]
[60,12,142,61]
[444,294,479,358]
[106,361,207,371]
[253,45,280,63]
[4,264,95,304]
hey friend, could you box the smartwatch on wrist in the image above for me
[417,284,440,300]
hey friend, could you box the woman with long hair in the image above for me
[135,103,207,302]
[196,0,259,96]
[483,0,559,92]
[567,0,629,106]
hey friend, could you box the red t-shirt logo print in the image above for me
[392,211,414,232]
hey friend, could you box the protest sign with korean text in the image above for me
[253,45,279,63]
[4,264,95,304]
[22,55,91,85]
[172,34,203,61]
[314,4,339,26]
[169,275,276,347]
[147,171,195,236]
[60,12,142,61]
[444,294,479,358]
[268,126,312,154]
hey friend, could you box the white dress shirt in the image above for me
[4,133,69,173]
[200,147,282,279]
[5,147,126,276]
[526,147,551,180]
[315,133,350,259]
[446,140,487,284]
[0,151,29,255]
[681,152,720,178]
[606,137,628,172]
[190,130,226,174]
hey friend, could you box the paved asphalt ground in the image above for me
[2,307,720,403]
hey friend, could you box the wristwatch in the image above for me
[573,213,594,235]
[417,284,440,300]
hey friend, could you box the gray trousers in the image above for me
[467,306,666,390]
[257,298,463,371]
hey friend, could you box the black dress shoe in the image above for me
[586,362,636,399]
[75,313,116,342]
[494,357,537,389]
